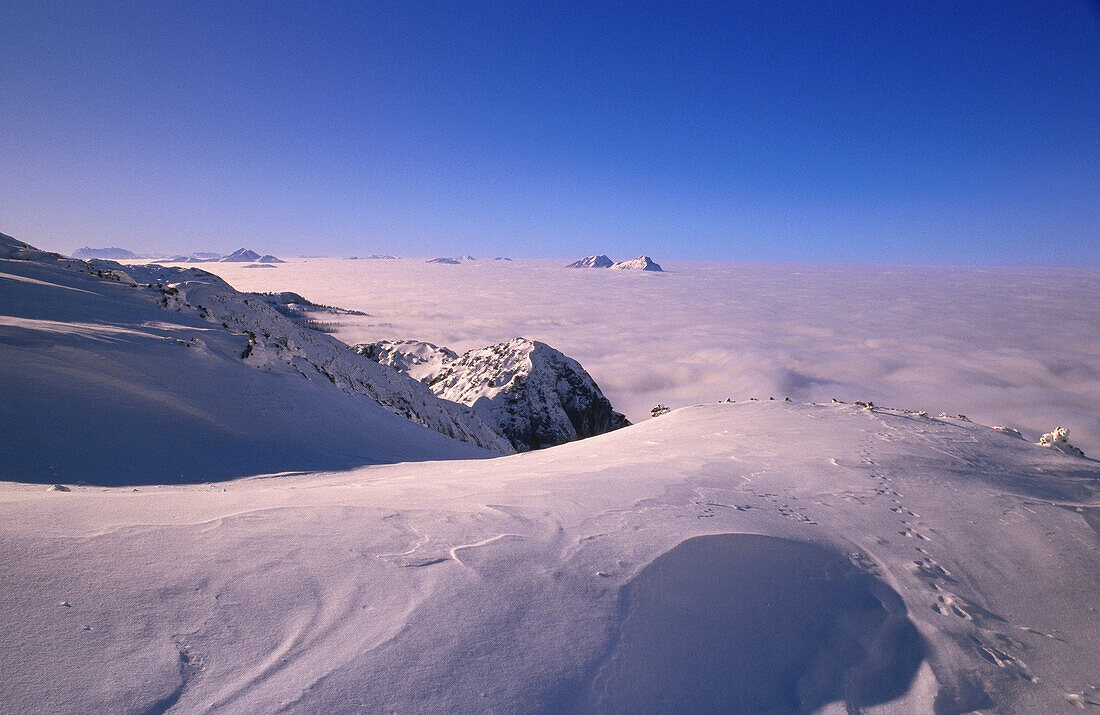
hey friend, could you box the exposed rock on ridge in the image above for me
[361,336,629,451]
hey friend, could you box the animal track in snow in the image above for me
[934,594,973,620]
[913,557,954,582]
[899,527,931,541]
[971,634,1038,683]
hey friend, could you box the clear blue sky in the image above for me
[2,1,1097,263]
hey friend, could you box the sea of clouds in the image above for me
[193,258,1100,454]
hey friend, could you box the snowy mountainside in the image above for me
[91,259,509,454]
[427,337,629,451]
[0,401,1096,712]
[354,339,457,382]
[0,233,511,484]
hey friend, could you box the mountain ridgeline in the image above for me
[566,254,663,271]
[1,232,628,483]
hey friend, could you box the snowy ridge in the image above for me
[0,233,512,482]
[1,401,1096,712]
[101,263,511,454]
[425,337,629,451]
[565,254,663,271]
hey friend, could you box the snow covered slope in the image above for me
[0,234,510,484]
[427,337,630,451]
[0,401,1096,712]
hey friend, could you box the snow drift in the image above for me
[0,401,1096,712]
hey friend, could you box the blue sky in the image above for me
[1,1,1097,263]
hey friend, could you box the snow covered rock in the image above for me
[72,247,138,260]
[427,257,462,264]
[220,248,262,262]
[566,255,614,268]
[1038,426,1086,457]
[354,340,458,383]
[426,337,629,451]
[610,255,663,271]
[257,254,284,263]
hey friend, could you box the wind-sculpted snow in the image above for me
[189,257,1100,454]
[562,534,925,711]
[1,402,1097,712]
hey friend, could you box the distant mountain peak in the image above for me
[221,248,262,262]
[565,254,662,271]
[566,255,614,268]
[610,255,662,271]
[72,247,138,260]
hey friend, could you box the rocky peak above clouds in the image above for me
[360,336,629,451]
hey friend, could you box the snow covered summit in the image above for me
[566,254,614,268]
[610,255,663,271]
[565,254,663,271]
[220,248,262,262]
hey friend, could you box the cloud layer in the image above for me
[195,258,1100,454]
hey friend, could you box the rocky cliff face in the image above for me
[365,337,629,451]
